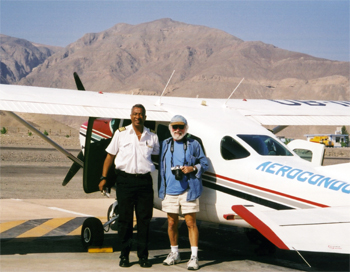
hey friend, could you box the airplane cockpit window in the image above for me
[238,135,293,156]
[221,136,250,160]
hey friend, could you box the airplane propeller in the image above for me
[62,150,84,186]
[73,72,86,91]
[62,72,86,186]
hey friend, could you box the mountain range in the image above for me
[1,18,348,101]
[0,18,349,139]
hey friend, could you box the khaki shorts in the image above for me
[162,190,199,215]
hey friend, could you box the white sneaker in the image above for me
[187,255,199,270]
[163,251,181,265]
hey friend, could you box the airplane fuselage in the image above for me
[80,117,350,229]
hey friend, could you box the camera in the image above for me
[171,165,183,180]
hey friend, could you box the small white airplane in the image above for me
[1,73,349,260]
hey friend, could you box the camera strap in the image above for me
[170,138,188,167]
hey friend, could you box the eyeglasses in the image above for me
[172,125,185,130]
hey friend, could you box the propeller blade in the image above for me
[62,151,84,186]
[73,72,85,91]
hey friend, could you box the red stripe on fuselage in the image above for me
[205,172,328,208]
[231,205,289,250]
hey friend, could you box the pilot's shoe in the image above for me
[187,255,199,270]
[119,256,130,267]
[139,257,152,268]
[163,251,181,265]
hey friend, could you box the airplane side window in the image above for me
[221,136,250,160]
[238,135,293,156]
[293,149,313,162]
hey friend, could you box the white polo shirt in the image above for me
[106,124,159,174]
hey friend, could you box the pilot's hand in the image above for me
[99,179,107,191]
[181,166,196,174]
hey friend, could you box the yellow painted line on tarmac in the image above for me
[17,218,74,238]
[0,220,26,233]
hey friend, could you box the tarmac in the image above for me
[1,147,349,271]
[1,198,349,272]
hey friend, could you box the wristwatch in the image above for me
[192,166,196,172]
[100,176,107,181]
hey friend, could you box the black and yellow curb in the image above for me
[0,217,107,239]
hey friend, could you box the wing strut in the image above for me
[6,111,83,167]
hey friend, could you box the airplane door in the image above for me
[83,117,116,193]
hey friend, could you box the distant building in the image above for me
[305,134,349,147]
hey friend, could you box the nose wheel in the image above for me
[81,217,104,248]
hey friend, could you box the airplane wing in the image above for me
[0,84,349,126]
[224,99,350,126]
[232,205,350,254]
[0,84,171,121]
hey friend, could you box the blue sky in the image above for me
[1,0,349,61]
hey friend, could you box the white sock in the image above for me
[191,246,198,257]
[171,245,179,253]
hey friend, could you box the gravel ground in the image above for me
[1,133,81,165]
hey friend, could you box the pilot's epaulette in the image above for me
[118,127,126,132]
[150,129,156,134]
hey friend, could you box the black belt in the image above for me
[118,170,150,178]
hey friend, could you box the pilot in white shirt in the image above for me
[99,104,159,268]
[106,124,159,174]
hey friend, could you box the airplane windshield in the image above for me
[238,135,293,156]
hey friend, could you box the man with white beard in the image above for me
[158,115,208,270]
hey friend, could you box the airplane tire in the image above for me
[81,217,104,248]
[107,203,119,231]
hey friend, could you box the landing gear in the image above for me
[107,202,119,231]
[81,217,104,248]
[80,201,120,248]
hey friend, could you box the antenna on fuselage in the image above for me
[223,78,244,107]
[156,70,175,106]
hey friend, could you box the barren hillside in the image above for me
[16,18,348,100]
[0,35,63,84]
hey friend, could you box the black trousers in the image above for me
[116,172,153,259]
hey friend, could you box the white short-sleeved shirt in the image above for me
[106,124,160,174]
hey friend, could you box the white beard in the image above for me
[170,130,185,141]
[169,125,189,141]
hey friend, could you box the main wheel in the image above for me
[81,217,104,248]
[107,203,119,231]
